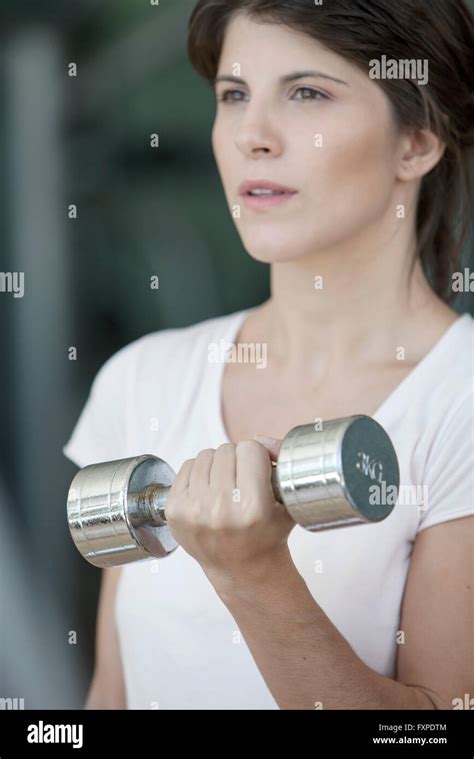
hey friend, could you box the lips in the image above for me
[238,180,298,197]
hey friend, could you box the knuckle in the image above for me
[164,494,178,520]
[242,514,259,529]
[217,443,236,454]
[196,448,215,460]
[236,439,261,455]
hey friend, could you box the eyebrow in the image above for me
[213,70,350,88]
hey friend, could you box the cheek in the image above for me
[331,124,393,185]
[211,118,218,154]
[212,119,230,175]
[307,117,397,228]
[212,121,237,208]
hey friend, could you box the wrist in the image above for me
[206,545,299,603]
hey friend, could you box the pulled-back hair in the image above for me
[188,0,474,304]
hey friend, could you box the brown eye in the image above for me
[293,87,328,102]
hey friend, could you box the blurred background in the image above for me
[0,0,472,708]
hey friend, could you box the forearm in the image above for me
[84,674,127,710]
[212,548,439,711]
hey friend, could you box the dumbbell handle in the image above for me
[129,463,281,527]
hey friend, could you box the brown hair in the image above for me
[188,0,474,304]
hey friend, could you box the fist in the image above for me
[165,439,295,582]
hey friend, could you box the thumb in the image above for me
[253,434,283,462]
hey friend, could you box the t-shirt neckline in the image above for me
[214,308,469,444]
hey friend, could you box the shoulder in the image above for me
[96,309,248,386]
[441,312,474,382]
[416,314,474,530]
[420,312,473,416]
[138,310,246,366]
[419,313,474,463]
[63,310,250,466]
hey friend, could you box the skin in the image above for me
[165,13,473,709]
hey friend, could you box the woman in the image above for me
[64,0,474,709]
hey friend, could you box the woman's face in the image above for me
[212,13,402,264]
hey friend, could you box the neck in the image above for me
[262,225,446,374]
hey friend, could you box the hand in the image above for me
[165,437,296,590]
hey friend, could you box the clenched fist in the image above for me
[165,438,296,589]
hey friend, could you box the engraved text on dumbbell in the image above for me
[355,451,384,484]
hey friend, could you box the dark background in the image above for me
[0,0,472,708]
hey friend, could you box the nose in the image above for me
[235,103,283,159]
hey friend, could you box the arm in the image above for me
[84,567,127,709]
[215,516,473,710]
[396,515,473,708]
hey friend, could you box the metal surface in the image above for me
[67,455,177,568]
[276,416,399,530]
[67,415,400,568]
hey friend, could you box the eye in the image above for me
[216,86,330,105]
[292,87,329,102]
[217,89,248,104]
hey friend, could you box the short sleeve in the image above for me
[417,391,474,532]
[62,345,134,469]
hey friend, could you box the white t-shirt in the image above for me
[63,307,474,710]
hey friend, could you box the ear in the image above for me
[396,128,446,182]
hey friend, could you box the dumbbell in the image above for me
[67,415,399,568]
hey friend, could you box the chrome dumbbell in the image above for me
[67,415,399,568]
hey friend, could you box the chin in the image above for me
[254,252,295,264]
[245,248,309,265]
[239,229,321,264]
[240,240,291,263]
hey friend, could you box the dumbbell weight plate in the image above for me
[67,455,178,568]
[277,416,399,530]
